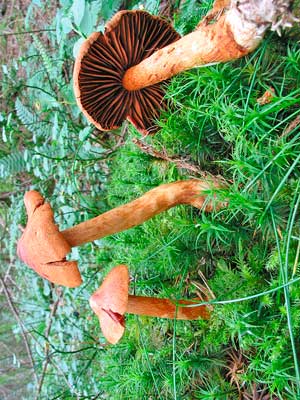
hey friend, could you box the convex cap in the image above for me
[90,264,129,344]
[17,191,82,287]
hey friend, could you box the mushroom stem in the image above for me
[122,0,295,91]
[62,179,219,248]
[127,295,209,320]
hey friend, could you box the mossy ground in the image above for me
[1,0,300,399]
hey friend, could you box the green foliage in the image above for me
[1,0,300,399]
[174,0,212,34]
[0,151,27,179]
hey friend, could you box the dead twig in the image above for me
[159,0,175,21]
[0,263,16,295]
[105,121,128,155]
[34,287,64,400]
[27,325,81,398]
[281,113,300,138]
[0,28,55,37]
[92,121,128,157]
[0,275,38,383]
[132,137,208,177]
[200,0,230,27]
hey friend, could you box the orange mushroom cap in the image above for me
[89,264,129,344]
[17,191,82,288]
[73,10,180,135]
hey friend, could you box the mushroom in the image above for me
[17,178,221,288]
[73,10,180,134]
[74,2,296,134]
[90,264,210,344]
[123,0,297,90]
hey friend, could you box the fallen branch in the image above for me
[105,121,128,155]
[0,263,16,296]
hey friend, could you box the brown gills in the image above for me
[78,11,180,134]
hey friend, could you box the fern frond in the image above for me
[0,151,27,179]
[142,0,160,14]
[32,35,55,78]
[15,98,46,136]
[101,0,123,20]
[15,97,37,128]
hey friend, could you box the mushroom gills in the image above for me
[74,10,180,134]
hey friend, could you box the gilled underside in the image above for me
[75,11,180,134]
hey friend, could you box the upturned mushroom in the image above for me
[73,10,180,134]
[74,1,296,134]
[17,178,221,287]
[122,0,297,90]
[90,264,210,344]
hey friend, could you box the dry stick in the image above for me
[281,114,300,138]
[0,215,6,228]
[25,324,81,399]
[104,121,128,155]
[0,259,16,295]
[34,290,63,400]
[0,263,15,295]
[0,275,38,383]
[0,209,17,291]
[132,138,206,176]
[158,0,175,20]
[0,28,55,36]
[3,305,82,400]
[42,353,80,399]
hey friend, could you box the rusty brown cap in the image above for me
[89,264,129,344]
[17,191,82,288]
[73,10,180,135]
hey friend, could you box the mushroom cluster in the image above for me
[18,180,218,343]
[17,0,297,345]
